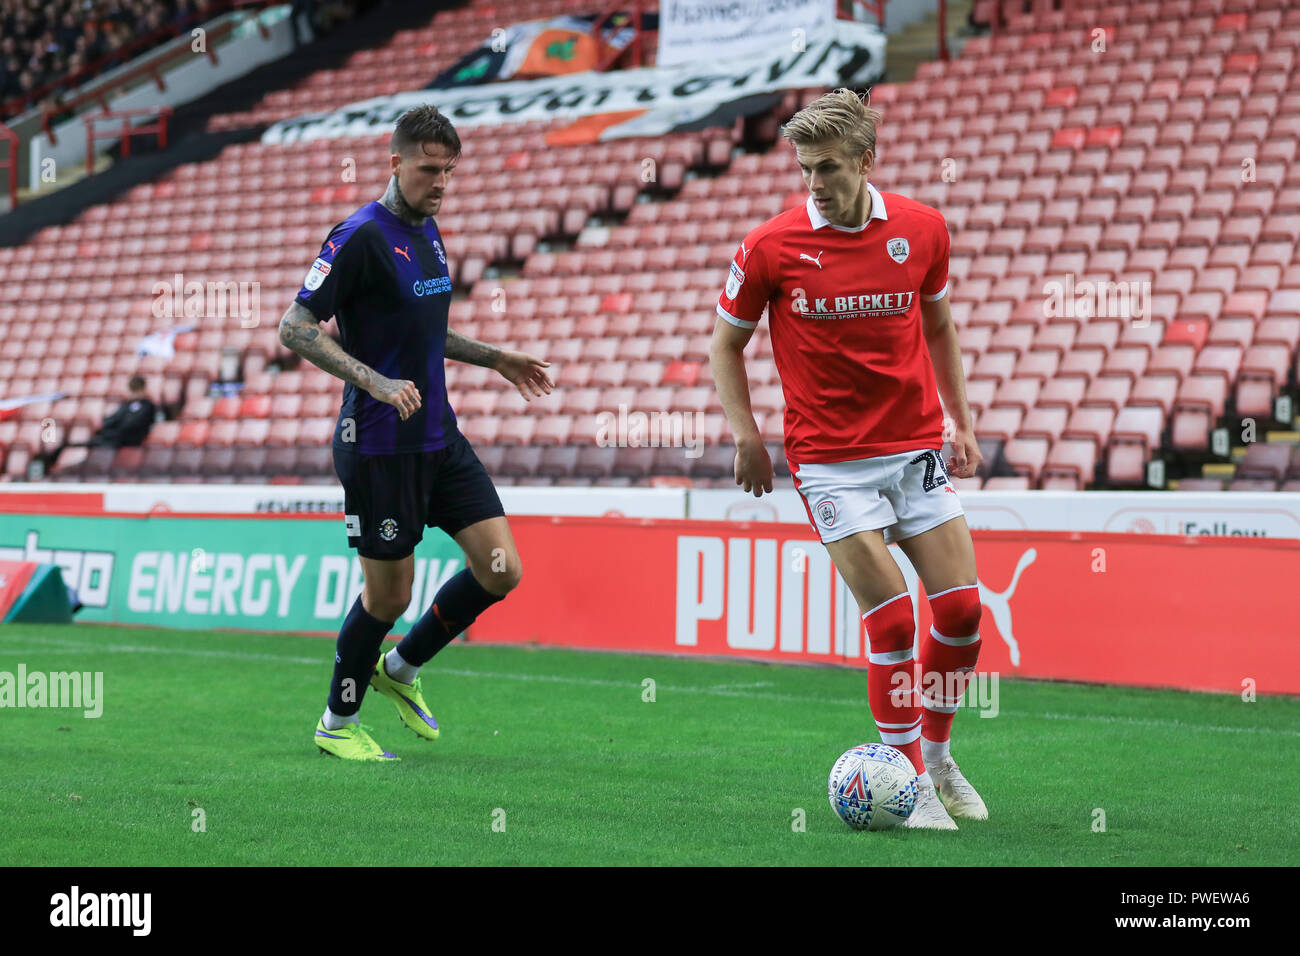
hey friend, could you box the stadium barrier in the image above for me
[4,484,1300,537]
[2,495,1294,694]
[0,510,462,632]
[473,516,1299,696]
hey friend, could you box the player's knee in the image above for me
[486,558,522,595]
[930,584,981,640]
[364,583,412,623]
[501,559,522,593]
[862,592,914,652]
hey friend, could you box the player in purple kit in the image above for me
[278,105,553,760]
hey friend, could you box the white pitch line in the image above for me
[0,634,322,666]
[3,634,1298,738]
[999,709,1300,739]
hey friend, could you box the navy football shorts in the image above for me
[333,431,506,560]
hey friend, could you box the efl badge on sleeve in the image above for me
[725,261,745,300]
[304,257,331,291]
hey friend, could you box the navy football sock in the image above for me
[327,596,394,717]
[396,568,504,667]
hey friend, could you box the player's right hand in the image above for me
[369,376,422,420]
[734,441,774,498]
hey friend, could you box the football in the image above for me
[828,743,919,831]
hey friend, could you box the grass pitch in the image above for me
[2,624,1297,866]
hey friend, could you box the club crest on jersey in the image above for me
[379,518,399,541]
[304,257,331,291]
[887,237,910,263]
[815,499,836,526]
[725,260,745,300]
[433,240,446,265]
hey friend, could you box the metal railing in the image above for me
[2,1,273,127]
[0,123,17,209]
[84,107,174,175]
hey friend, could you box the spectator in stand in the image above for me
[89,375,157,448]
[0,0,199,120]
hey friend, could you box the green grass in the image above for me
[1,624,1297,866]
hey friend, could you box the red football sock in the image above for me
[920,584,982,747]
[863,592,923,775]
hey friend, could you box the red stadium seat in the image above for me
[661,361,701,387]
[1038,377,1087,409]
[1254,318,1300,351]
[991,378,1041,412]
[1174,375,1229,418]
[1106,441,1148,487]
[974,407,1024,444]
[971,351,1017,383]
[1042,437,1098,485]
[1240,344,1291,387]
[670,387,711,414]
[1015,350,1061,381]
[536,446,581,480]
[240,394,272,419]
[176,421,210,447]
[1169,408,1212,451]
[266,421,301,447]
[148,421,182,447]
[533,416,576,446]
[1236,444,1292,482]
[212,397,242,420]
[1147,344,1196,382]
[1192,345,1243,384]
[1001,438,1050,483]
[1082,376,1131,410]
[1018,406,1069,442]
[965,379,997,416]
[1129,375,1180,418]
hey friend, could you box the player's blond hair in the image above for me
[780,88,881,162]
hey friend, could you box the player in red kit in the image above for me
[710,89,987,830]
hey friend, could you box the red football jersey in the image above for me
[716,183,951,466]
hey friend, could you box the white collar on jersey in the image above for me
[806,181,888,232]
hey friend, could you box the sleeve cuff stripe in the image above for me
[717,303,758,329]
[921,283,948,302]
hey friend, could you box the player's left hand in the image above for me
[495,350,554,401]
[946,423,982,480]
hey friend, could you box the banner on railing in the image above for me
[657,0,839,67]
[261,20,885,144]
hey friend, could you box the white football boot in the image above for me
[904,781,959,830]
[926,756,988,820]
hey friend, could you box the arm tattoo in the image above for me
[445,329,501,369]
[278,301,380,392]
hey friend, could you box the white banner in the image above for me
[658,0,839,67]
[260,20,884,144]
[688,488,1300,539]
[6,485,1298,539]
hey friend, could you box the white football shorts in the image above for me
[791,447,965,545]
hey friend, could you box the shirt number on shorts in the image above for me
[909,450,948,492]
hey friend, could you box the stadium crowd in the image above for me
[0,0,212,118]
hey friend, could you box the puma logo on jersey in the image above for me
[800,251,824,269]
[740,241,749,261]
[394,246,411,262]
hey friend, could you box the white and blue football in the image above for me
[828,743,919,831]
